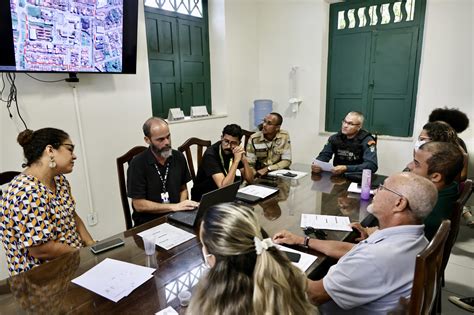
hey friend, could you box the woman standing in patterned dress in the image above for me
[0,128,95,276]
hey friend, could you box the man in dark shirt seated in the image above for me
[312,111,377,175]
[192,124,253,201]
[127,117,198,227]
[406,141,464,240]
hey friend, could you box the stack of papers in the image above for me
[237,185,278,199]
[137,223,195,250]
[72,258,156,302]
[301,214,352,232]
[312,159,333,172]
[275,244,317,272]
[268,170,308,180]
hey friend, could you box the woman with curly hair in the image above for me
[188,203,314,315]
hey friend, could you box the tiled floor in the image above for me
[441,216,474,314]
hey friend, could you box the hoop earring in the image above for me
[49,156,57,168]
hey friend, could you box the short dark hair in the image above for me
[422,121,459,145]
[222,124,243,140]
[17,128,70,167]
[142,117,167,137]
[270,112,283,126]
[420,141,464,185]
[428,107,469,133]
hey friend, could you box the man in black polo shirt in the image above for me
[127,117,198,227]
[191,124,253,201]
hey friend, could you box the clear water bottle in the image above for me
[360,169,372,200]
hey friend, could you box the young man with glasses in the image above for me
[246,112,292,177]
[191,124,253,201]
[312,111,377,175]
[273,172,438,314]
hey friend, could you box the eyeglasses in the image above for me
[377,184,411,209]
[341,119,360,127]
[222,139,240,147]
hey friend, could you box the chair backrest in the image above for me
[408,220,451,315]
[116,146,147,230]
[177,137,211,182]
[0,171,20,186]
[241,129,255,150]
[440,179,473,273]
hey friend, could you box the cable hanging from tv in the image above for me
[0,73,27,130]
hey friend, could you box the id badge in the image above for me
[161,192,170,203]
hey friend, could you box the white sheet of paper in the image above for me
[155,306,179,315]
[268,169,308,180]
[347,182,375,195]
[275,244,317,272]
[137,223,195,250]
[300,214,352,232]
[312,159,333,172]
[238,185,278,198]
[71,258,155,302]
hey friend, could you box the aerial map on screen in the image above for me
[10,0,124,72]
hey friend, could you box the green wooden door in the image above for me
[326,31,372,130]
[325,0,426,137]
[145,8,211,118]
[369,27,419,135]
[146,13,181,118]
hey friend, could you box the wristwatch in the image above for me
[303,236,310,248]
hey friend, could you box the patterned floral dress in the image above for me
[0,174,83,276]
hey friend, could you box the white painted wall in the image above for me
[1,0,472,279]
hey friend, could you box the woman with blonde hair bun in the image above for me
[188,203,314,315]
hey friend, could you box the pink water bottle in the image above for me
[360,169,371,200]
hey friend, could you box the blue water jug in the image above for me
[253,99,273,128]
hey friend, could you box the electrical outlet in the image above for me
[87,212,98,226]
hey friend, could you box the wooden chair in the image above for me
[178,138,211,182]
[241,129,255,149]
[116,146,147,230]
[0,171,20,186]
[405,220,451,315]
[433,179,473,312]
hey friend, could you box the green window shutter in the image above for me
[145,5,211,118]
[326,0,426,137]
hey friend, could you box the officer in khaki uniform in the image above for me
[246,112,292,177]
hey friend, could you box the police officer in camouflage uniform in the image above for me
[246,112,292,177]
[312,111,377,175]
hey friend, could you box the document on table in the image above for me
[300,214,352,232]
[275,244,317,272]
[268,169,308,180]
[347,182,375,195]
[72,258,155,302]
[156,306,179,315]
[137,223,195,250]
[238,185,278,198]
[312,159,333,172]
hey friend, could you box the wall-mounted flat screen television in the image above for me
[0,0,138,74]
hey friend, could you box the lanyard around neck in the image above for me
[219,147,233,176]
[154,162,169,193]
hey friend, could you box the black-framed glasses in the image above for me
[341,119,360,127]
[221,139,240,147]
[303,227,327,240]
[262,119,280,126]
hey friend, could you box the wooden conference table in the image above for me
[0,164,376,314]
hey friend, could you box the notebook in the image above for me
[167,181,240,227]
[235,184,279,204]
